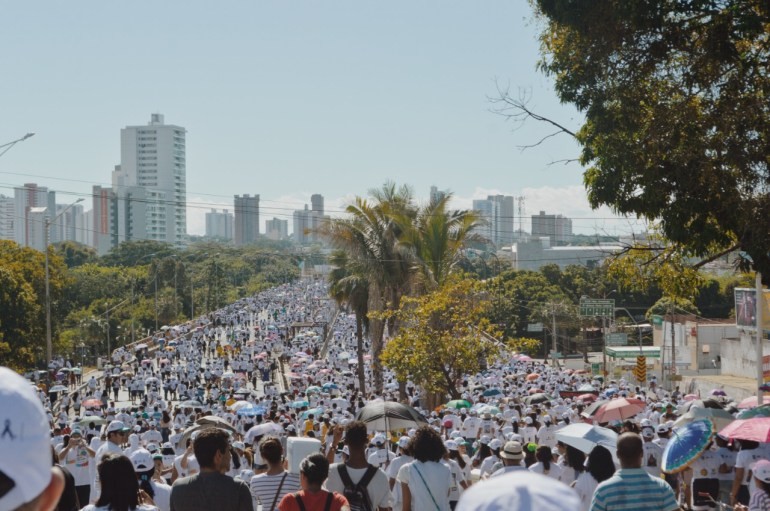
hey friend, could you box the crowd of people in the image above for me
[3,279,770,511]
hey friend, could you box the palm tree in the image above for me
[328,250,369,394]
[319,182,416,392]
[398,191,483,292]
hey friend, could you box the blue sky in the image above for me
[0,1,641,236]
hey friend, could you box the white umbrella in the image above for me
[555,422,619,462]
[337,351,351,360]
[134,343,148,350]
[245,422,284,443]
[49,385,68,392]
[230,400,253,411]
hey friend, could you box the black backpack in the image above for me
[337,464,377,511]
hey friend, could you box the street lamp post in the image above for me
[44,198,84,366]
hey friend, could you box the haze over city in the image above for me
[0,1,643,238]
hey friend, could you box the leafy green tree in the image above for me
[54,241,97,268]
[646,297,701,321]
[523,1,770,276]
[381,277,504,399]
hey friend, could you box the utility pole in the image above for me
[757,272,764,406]
[551,302,559,368]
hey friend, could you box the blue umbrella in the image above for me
[291,400,310,409]
[661,418,714,474]
[483,388,502,397]
[322,382,339,390]
[237,406,266,417]
[300,407,323,420]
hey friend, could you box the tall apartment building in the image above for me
[472,194,514,247]
[112,113,187,245]
[91,184,164,255]
[293,195,330,245]
[205,209,234,240]
[265,217,288,240]
[234,195,259,246]
[531,210,573,244]
[14,183,56,251]
[0,195,15,240]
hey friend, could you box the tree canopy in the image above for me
[526,1,770,276]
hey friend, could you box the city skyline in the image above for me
[0,2,645,239]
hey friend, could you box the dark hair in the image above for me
[412,426,445,463]
[344,421,369,449]
[95,454,140,511]
[448,448,465,469]
[259,436,284,465]
[587,446,615,483]
[475,443,491,462]
[536,446,552,471]
[564,445,586,474]
[136,467,155,500]
[300,453,329,485]
[193,429,230,468]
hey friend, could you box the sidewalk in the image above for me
[681,373,759,401]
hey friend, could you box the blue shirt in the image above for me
[590,468,678,511]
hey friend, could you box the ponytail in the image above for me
[137,469,155,499]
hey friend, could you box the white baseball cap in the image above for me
[398,436,411,449]
[753,460,770,483]
[0,367,53,511]
[107,420,131,434]
[458,471,581,511]
[130,449,154,472]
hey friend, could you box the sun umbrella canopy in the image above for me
[674,407,734,432]
[581,400,609,418]
[555,422,618,456]
[737,404,770,420]
[49,385,68,392]
[134,343,148,350]
[355,401,428,432]
[719,417,770,443]
[526,373,539,381]
[738,396,770,409]
[245,422,283,438]
[291,400,310,409]
[577,393,598,402]
[593,398,646,423]
[82,398,102,408]
[577,384,596,392]
[179,400,203,408]
[662,418,714,474]
[237,406,266,417]
[474,404,502,416]
[446,399,472,410]
[483,388,503,397]
[229,400,253,411]
[306,386,322,395]
[300,407,324,420]
[525,393,550,405]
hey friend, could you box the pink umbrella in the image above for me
[593,398,646,423]
[518,355,533,362]
[719,418,770,442]
[683,394,698,401]
[577,393,597,402]
[738,396,770,409]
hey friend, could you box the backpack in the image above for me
[337,464,377,511]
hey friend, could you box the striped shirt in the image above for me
[250,471,301,511]
[749,489,770,511]
[589,468,678,511]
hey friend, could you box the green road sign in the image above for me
[527,323,544,332]
[605,333,628,346]
[652,315,664,326]
[579,298,615,318]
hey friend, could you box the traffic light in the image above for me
[634,355,647,383]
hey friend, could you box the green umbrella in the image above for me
[737,404,770,420]
[446,399,472,410]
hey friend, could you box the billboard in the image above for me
[734,288,770,332]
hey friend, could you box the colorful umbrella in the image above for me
[322,382,339,390]
[710,389,727,396]
[576,393,597,402]
[719,417,770,443]
[526,373,539,381]
[738,395,770,409]
[593,398,646,423]
[237,406,266,417]
[525,393,550,405]
[300,407,324,420]
[291,400,310,409]
[446,399,472,410]
[306,386,322,395]
[483,388,503,397]
[737,404,770,420]
[661,418,714,474]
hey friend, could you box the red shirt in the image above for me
[278,490,349,511]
